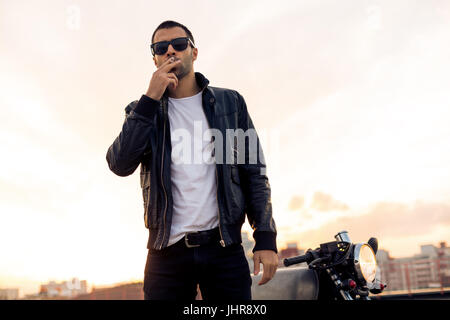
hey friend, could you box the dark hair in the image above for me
[151,20,195,45]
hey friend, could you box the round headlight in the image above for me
[353,243,377,283]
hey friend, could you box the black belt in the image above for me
[184,227,221,248]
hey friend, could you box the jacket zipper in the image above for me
[159,99,169,249]
[205,95,225,247]
[215,167,226,247]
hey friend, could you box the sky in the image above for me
[1,0,449,297]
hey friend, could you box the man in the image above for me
[106,20,278,300]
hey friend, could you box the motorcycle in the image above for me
[251,230,386,300]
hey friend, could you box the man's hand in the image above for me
[146,57,181,100]
[253,250,278,285]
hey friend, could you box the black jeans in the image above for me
[143,237,252,301]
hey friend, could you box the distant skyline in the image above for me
[1,0,449,298]
[5,236,447,298]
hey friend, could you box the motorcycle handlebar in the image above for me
[283,251,314,267]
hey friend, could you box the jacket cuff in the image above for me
[133,94,160,119]
[252,231,278,254]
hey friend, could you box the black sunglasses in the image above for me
[150,37,195,56]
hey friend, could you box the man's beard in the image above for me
[172,56,192,80]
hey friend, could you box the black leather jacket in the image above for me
[106,72,277,253]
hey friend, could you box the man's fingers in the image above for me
[158,56,176,69]
[253,256,261,276]
[160,58,182,73]
[167,77,177,90]
[167,72,178,84]
[258,270,271,285]
[269,264,277,278]
[257,262,277,285]
[258,267,272,285]
[147,57,181,99]
[254,263,260,276]
[166,73,178,89]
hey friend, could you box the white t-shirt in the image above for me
[166,89,219,246]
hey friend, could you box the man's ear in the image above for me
[192,47,198,62]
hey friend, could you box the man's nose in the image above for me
[166,44,176,57]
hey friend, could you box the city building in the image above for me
[74,282,144,300]
[39,278,88,299]
[278,242,305,267]
[74,281,202,300]
[377,242,450,292]
[0,288,19,300]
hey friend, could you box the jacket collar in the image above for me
[195,71,210,91]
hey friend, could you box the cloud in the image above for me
[293,200,450,251]
[310,191,349,212]
[288,195,304,211]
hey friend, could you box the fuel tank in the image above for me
[251,266,319,300]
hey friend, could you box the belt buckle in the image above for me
[185,231,201,248]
